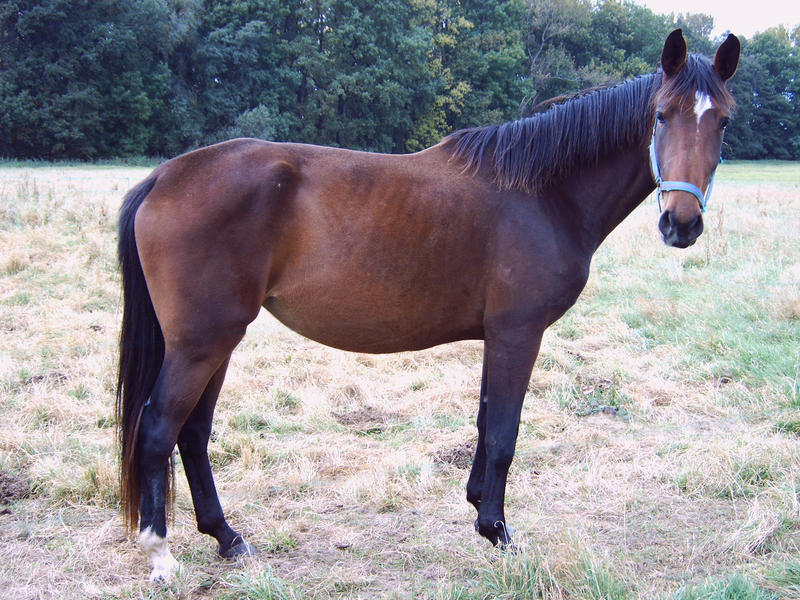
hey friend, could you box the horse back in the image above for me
[135,138,504,353]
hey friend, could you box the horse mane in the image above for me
[445,74,660,193]
[445,54,733,194]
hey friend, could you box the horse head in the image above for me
[652,29,740,248]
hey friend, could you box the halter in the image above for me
[648,122,718,213]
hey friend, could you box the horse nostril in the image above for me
[658,210,671,235]
[689,213,704,237]
[658,209,703,247]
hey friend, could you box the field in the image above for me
[0,161,799,599]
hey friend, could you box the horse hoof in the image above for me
[140,527,180,582]
[476,519,516,547]
[220,537,257,559]
[148,557,180,583]
[498,538,520,554]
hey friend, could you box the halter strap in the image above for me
[648,123,717,213]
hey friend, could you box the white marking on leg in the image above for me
[139,527,180,582]
[694,91,713,126]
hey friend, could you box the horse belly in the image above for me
[263,262,485,354]
[256,142,491,352]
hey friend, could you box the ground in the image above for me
[0,162,798,599]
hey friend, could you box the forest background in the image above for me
[1,0,798,161]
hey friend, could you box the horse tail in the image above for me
[116,174,164,533]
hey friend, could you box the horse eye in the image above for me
[656,111,666,124]
[719,117,730,130]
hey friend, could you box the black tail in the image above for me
[116,174,163,533]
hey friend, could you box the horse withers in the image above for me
[117,30,739,580]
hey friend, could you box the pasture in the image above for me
[0,161,798,599]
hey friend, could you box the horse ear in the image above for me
[661,29,687,78]
[714,33,740,81]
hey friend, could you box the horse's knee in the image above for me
[137,415,179,464]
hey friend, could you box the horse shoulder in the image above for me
[484,196,593,328]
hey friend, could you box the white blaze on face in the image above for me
[139,527,180,582]
[694,91,714,126]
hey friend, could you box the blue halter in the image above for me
[648,122,717,213]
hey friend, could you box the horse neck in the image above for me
[554,144,656,252]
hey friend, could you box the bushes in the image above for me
[1,0,796,160]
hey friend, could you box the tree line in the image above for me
[1,0,798,160]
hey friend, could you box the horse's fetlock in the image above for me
[197,516,225,536]
[476,515,501,540]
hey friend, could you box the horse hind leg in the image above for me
[466,354,488,513]
[177,358,255,559]
[136,342,240,581]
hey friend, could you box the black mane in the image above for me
[445,55,734,194]
[445,73,661,193]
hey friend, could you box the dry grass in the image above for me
[0,162,799,599]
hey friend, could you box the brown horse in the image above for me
[117,30,739,580]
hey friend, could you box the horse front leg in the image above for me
[473,325,543,547]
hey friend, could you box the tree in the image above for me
[725,27,800,159]
[290,0,436,152]
[586,0,671,78]
[0,0,185,158]
[0,0,795,160]
[524,0,593,106]
[522,0,674,111]
[405,0,475,150]
[451,0,533,128]
[192,0,299,144]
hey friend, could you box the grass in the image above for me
[716,160,800,185]
[0,163,799,598]
[669,574,778,600]
[217,567,305,599]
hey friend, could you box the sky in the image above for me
[635,0,800,38]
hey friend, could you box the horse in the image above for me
[116,29,739,580]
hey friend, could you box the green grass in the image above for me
[717,160,800,185]
[669,574,777,600]
[434,549,631,600]
[584,184,800,390]
[766,560,800,595]
[0,157,161,168]
[478,550,558,598]
[218,567,303,600]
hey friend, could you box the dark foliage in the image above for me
[0,0,796,160]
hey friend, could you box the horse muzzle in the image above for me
[658,209,704,248]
